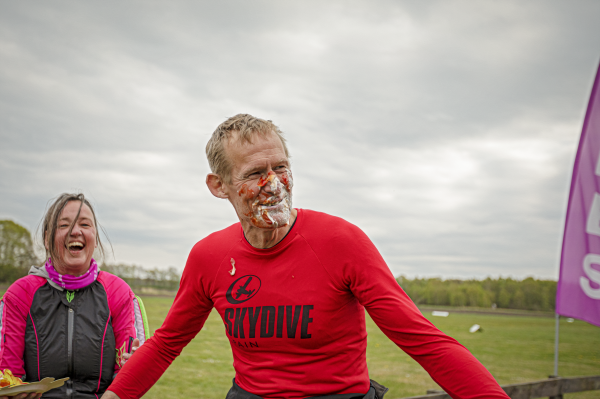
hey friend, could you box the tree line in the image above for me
[99,263,180,291]
[398,276,557,311]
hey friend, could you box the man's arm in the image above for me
[315,222,510,399]
[361,283,508,399]
[105,245,214,399]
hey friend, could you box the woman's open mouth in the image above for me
[67,241,85,254]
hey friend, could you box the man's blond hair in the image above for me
[206,114,290,183]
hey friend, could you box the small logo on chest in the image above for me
[226,275,261,304]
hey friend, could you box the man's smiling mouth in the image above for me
[258,197,283,207]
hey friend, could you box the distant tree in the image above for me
[449,289,467,307]
[465,284,492,307]
[0,220,39,283]
[498,288,511,308]
[100,263,180,291]
[511,289,526,309]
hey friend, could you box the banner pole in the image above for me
[553,313,559,377]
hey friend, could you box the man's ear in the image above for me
[206,173,229,199]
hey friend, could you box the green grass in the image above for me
[138,296,600,399]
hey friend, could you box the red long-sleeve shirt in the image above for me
[109,209,508,399]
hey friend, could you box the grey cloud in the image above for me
[1,0,599,278]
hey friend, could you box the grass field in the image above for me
[138,296,600,399]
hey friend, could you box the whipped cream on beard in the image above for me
[248,169,293,229]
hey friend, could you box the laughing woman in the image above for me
[0,194,148,399]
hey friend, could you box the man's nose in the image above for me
[261,172,281,194]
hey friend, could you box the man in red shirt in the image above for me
[103,114,509,399]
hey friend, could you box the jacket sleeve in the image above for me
[312,220,509,399]
[0,278,43,378]
[0,294,27,377]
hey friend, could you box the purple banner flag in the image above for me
[557,63,600,327]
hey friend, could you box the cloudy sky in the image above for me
[1,1,599,280]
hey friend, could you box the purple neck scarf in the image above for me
[45,257,99,290]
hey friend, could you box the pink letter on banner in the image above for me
[557,63,600,327]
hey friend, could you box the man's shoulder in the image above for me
[297,209,378,278]
[299,209,366,241]
[300,209,361,231]
[189,222,241,258]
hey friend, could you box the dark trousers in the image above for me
[225,379,388,399]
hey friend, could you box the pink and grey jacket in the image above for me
[0,267,149,398]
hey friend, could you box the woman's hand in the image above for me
[0,393,42,399]
[119,338,140,367]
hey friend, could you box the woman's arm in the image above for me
[0,296,33,399]
[0,290,30,377]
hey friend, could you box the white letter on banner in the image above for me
[580,254,600,299]
[586,193,600,236]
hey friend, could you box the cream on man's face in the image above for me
[224,132,293,230]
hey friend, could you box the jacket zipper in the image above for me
[67,307,74,398]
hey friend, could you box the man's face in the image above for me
[223,131,293,229]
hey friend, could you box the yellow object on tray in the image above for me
[0,370,69,396]
[0,369,26,388]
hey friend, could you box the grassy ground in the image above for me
[138,296,600,399]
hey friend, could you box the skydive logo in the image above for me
[224,305,314,340]
[226,275,261,304]
[224,275,314,345]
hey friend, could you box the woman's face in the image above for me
[47,200,97,275]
